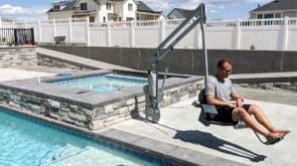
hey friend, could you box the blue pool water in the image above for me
[54,73,148,93]
[0,109,174,166]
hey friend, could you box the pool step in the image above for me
[39,144,86,166]
[49,147,155,166]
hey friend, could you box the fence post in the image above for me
[282,16,289,51]
[52,19,56,43]
[14,29,18,46]
[234,18,241,50]
[85,17,90,46]
[159,19,166,44]
[106,22,111,47]
[31,28,35,45]
[38,20,42,44]
[68,18,72,43]
[0,17,2,28]
[130,21,135,47]
[194,24,201,49]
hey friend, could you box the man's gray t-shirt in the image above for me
[206,76,236,102]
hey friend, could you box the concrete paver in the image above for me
[111,96,297,166]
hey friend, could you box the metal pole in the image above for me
[200,6,209,93]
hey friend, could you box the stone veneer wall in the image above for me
[0,47,37,68]
[0,81,201,130]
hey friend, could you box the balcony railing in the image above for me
[0,28,35,46]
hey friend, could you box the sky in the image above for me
[0,0,271,21]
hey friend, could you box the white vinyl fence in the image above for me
[1,17,297,51]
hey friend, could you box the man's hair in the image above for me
[217,58,232,69]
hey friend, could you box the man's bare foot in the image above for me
[272,129,291,135]
[266,132,285,140]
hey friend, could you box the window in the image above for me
[275,13,281,18]
[90,17,95,22]
[54,5,60,10]
[264,13,274,19]
[119,17,122,21]
[126,17,134,21]
[80,3,87,10]
[106,3,111,10]
[103,16,106,23]
[128,4,133,11]
[257,14,263,19]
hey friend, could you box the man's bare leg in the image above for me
[247,105,290,134]
[232,107,284,139]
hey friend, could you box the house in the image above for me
[167,8,195,19]
[250,0,297,19]
[47,0,163,23]
[135,1,163,20]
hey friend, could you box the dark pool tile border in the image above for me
[0,105,247,166]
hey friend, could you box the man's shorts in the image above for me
[213,104,251,125]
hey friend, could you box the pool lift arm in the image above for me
[145,3,209,123]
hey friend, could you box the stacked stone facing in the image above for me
[0,81,201,130]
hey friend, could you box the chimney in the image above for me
[257,4,261,8]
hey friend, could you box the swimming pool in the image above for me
[54,73,147,93]
[0,108,175,166]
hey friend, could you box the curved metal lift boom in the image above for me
[144,3,209,123]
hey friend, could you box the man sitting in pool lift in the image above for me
[205,58,290,144]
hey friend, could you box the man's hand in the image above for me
[226,102,236,108]
[236,98,243,107]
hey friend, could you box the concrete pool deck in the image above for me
[110,89,297,166]
[0,68,296,165]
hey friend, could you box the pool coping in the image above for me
[0,69,200,109]
[0,104,247,166]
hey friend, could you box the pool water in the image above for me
[0,109,166,166]
[54,74,147,93]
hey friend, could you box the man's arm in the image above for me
[231,93,244,107]
[207,95,236,108]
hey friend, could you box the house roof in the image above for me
[250,0,297,13]
[167,8,195,19]
[48,0,99,13]
[135,1,162,13]
[48,0,162,14]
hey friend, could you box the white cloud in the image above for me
[0,4,48,21]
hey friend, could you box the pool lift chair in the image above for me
[144,3,284,145]
[144,3,208,123]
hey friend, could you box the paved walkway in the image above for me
[0,68,53,82]
[111,95,297,165]
[36,48,134,71]
[230,72,297,79]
